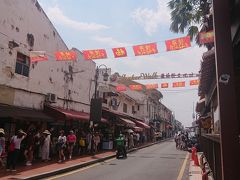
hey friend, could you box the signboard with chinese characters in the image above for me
[129,85,143,91]
[165,36,191,51]
[133,43,158,56]
[30,51,48,62]
[83,49,107,60]
[190,79,200,86]
[145,84,158,89]
[161,83,169,88]
[112,47,127,58]
[55,51,77,61]
[116,85,127,92]
[172,81,185,88]
[199,31,214,44]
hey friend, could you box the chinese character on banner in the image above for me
[116,85,127,92]
[129,84,143,91]
[82,49,107,60]
[133,43,158,56]
[172,81,186,88]
[30,51,48,63]
[165,36,191,51]
[190,79,200,86]
[161,83,169,88]
[112,47,127,58]
[199,31,214,44]
[145,84,158,89]
[55,51,77,61]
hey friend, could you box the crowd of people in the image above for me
[0,127,104,171]
[174,131,198,151]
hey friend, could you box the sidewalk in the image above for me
[0,139,172,180]
[188,152,213,180]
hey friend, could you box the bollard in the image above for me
[194,153,200,166]
[191,146,196,161]
[202,171,208,180]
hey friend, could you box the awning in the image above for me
[118,118,136,127]
[0,104,53,121]
[135,120,150,129]
[44,105,107,123]
[133,126,143,132]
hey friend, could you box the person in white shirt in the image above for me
[6,129,26,171]
[41,130,51,162]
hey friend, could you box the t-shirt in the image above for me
[58,135,66,144]
[67,134,76,143]
[12,136,25,150]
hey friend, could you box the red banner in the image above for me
[83,49,107,60]
[133,43,158,56]
[116,85,127,92]
[145,84,158,89]
[55,51,77,61]
[172,82,185,87]
[129,85,143,91]
[30,51,48,63]
[112,47,127,58]
[161,83,169,88]
[165,36,191,51]
[199,31,214,44]
[190,79,200,86]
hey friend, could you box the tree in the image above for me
[168,0,211,44]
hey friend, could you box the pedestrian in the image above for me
[57,130,66,163]
[24,130,34,166]
[93,132,100,152]
[0,128,6,168]
[129,133,134,149]
[6,129,27,171]
[86,131,92,154]
[67,130,76,159]
[41,130,51,162]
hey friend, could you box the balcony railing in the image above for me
[200,134,222,180]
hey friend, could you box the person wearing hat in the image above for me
[6,129,26,171]
[41,130,51,162]
[67,130,76,160]
[0,128,6,167]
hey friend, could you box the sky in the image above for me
[38,0,206,127]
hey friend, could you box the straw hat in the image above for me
[43,130,51,135]
[18,129,27,135]
[0,128,5,135]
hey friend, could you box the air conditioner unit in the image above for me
[46,93,57,103]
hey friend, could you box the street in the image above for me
[46,140,189,180]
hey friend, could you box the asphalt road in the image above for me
[47,140,188,180]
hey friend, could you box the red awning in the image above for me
[118,118,136,127]
[44,105,107,123]
[135,120,150,129]
[133,126,143,132]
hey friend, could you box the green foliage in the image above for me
[168,0,210,44]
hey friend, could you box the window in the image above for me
[132,106,135,114]
[123,103,127,113]
[15,52,30,77]
[137,105,140,111]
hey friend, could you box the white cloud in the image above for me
[131,0,171,36]
[47,6,109,31]
[93,36,132,47]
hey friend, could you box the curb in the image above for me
[23,138,173,180]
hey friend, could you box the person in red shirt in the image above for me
[67,130,76,159]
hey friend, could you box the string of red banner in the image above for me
[30,31,214,63]
[116,79,199,92]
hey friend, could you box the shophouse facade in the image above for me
[0,0,96,138]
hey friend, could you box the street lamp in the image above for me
[90,64,109,154]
